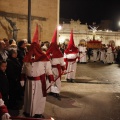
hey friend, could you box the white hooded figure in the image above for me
[100,48,106,63]
[64,30,79,83]
[92,49,98,62]
[46,29,66,100]
[105,45,114,64]
[20,42,54,118]
[79,44,87,63]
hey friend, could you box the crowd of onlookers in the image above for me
[0,38,28,110]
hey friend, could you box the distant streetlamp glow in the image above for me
[118,21,120,26]
[58,25,62,30]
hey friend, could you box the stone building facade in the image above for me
[0,0,59,42]
[59,20,120,47]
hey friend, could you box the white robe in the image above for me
[46,57,65,94]
[64,52,79,79]
[22,61,53,117]
[106,47,114,63]
[100,50,106,63]
[92,49,98,62]
[79,46,87,62]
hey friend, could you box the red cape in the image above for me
[23,42,49,62]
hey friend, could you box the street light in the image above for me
[58,25,62,30]
[118,21,120,27]
[28,0,31,44]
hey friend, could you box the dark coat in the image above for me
[6,57,22,104]
[0,70,9,105]
[6,57,22,107]
[6,57,21,84]
[17,48,26,66]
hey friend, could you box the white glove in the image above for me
[2,113,10,120]
[20,81,25,87]
[51,81,54,85]
[76,58,79,62]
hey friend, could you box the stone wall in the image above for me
[0,0,59,42]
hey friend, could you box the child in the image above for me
[0,60,9,106]
[0,92,10,120]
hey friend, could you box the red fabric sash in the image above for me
[67,58,76,62]
[27,76,40,81]
[52,64,62,79]
[27,74,46,97]
[40,74,46,97]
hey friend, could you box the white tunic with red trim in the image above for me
[64,52,79,79]
[78,46,87,62]
[105,47,114,63]
[22,61,54,117]
[48,57,65,93]
[0,93,8,118]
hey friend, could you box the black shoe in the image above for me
[71,79,75,83]
[47,92,54,96]
[33,114,45,118]
[56,94,61,101]
[66,79,71,82]
[23,112,30,117]
[53,93,61,101]
[8,105,20,110]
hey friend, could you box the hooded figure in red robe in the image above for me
[46,29,66,100]
[20,25,54,118]
[64,30,79,83]
[0,93,10,120]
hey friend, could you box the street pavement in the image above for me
[9,61,120,120]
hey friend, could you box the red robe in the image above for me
[0,93,8,118]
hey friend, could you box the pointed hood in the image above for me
[32,24,39,44]
[64,30,79,54]
[67,30,75,48]
[46,29,63,59]
[23,42,49,62]
[51,28,57,44]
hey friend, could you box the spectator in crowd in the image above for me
[6,49,21,110]
[3,38,10,51]
[17,40,27,66]
[0,41,8,61]
[0,61,9,106]
[8,39,17,51]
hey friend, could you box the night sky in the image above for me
[60,0,120,30]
